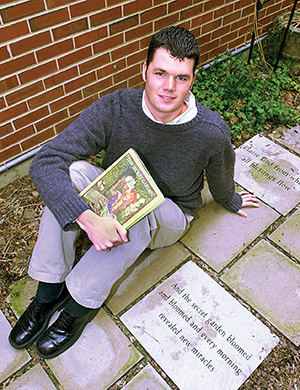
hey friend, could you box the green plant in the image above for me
[192,51,300,141]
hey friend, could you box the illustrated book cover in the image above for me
[79,148,165,229]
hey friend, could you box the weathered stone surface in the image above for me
[181,183,279,272]
[121,262,278,390]
[269,125,300,155]
[221,240,300,346]
[8,277,37,318]
[234,135,300,215]
[106,244,189,314]
[4,364,57,390]
[269,208,300,259]
[0,310,30,384]
[46,309,142,390]
[123,365,172,390]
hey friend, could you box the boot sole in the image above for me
[9,294,70,349]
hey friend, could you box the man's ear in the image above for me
[142,61,147,82]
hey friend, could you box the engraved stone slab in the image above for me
[106,244,189,314]
[269,208,300,259]
[221,240,300,346]
[123,365,172,390]
[269,125,300,155]
[181,183,279,272]
[121,262,279,390]
[4,364,57,390]
[0,310,30,383]
[234,135,300,215]
[47,309,142,390]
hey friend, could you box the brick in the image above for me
[214,4,234,19]
[46,0,74,8]
[169,0,191,13]
[111,41,139,61]
[234,0,252,10]
[35,109,68,132]
[242,4,255,17]
[44,67,78,88]
[22,128,55,151]
[65,72,97,93]
[29,8,69,32]
[203,0,225,12]
[69,95,98,116]
[50,91,82,112]
[0,53,36,78]
[79,53,110,75]
[0,46,10,61]
[100,81,126,97]
[202,19,222,34]
[70,0,105,18]
[124,0,152,16]
[0,144,21,163]
[128,73,143,88]
[0,21,29,44]
[29,86,64,109]
[55,114,78,134]
[58,46,92,69]
[1,125,35,149]
[1,0,45,23]
[191,11,213,28]
[83,77,112,97]
[141,5,167,24]
[96,58,126,79]
[107,0,123,5]
[223,10,242,25]
[127,49,147,66]
[0,97,6,110]
[0,102,28,123]
[109,15,139,35]
[53,18,88,41]
[181,3,204,19]
[19,60,57,84]
[14,106,50,129]
[114,64,139,84]
[212,25,230,39]
[266,3,282,16]
[90,7,122,27]
[220,31,239,45]
[10,31,52,56]
[155,13,180,30]
[74,26,107,48]
[125,23,153,42]
[93,34,123,55]
[0,123,14,137]
[231,17,250,31]
[0,75,19,94]
[37,39,74,62]
[6,81,44,106]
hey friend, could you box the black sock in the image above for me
[36,281,64,303]
[65,297,91,317]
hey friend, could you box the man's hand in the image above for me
[237,191,260,218]
[75,209,128,251]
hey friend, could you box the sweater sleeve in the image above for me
[205,124,242,213]
[29,98,113,230]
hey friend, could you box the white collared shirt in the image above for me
[142,90,198,125]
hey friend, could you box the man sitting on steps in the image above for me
[9,25,259,359]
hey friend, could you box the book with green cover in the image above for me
[79,149,165,229]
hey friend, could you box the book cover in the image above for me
[79,149,165,229]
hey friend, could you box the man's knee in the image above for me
[69,161,102,192]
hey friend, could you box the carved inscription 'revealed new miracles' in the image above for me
[121,262,279,390]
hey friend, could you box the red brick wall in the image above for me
[0,0,295,165]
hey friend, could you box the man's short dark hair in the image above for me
[146,26,200,73]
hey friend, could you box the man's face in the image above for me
[142,47,196,123]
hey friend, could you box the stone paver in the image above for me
[106,244,189,314]
[123,365,172,390]
[8,277,38,318]
[269,208,300,259]
[4,364,57,390]
[46,309,142,390]
[269,125,300,155]
[234,135,300,215]
[221,240,300,346]
[121,261,279,390]
[0,310,31,384]
[180,183,279,272]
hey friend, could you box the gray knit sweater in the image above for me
[30,88,242,230]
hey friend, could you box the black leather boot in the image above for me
[35,308,97,359]
[9,285,70,349]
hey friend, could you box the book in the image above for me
[79,148,165,229]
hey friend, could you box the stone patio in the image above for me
[1,128,299,389]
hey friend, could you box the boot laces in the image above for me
[55,310,74,329]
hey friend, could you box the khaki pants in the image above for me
[28,161,193,309]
